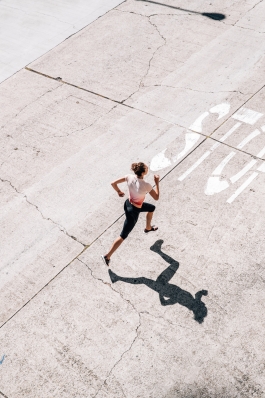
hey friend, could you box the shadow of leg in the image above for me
[108,270,161,293]
[109,269,120,283]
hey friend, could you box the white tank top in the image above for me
[125,174,152,208]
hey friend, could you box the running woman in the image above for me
[102,162,160,266]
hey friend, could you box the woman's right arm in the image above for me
[111,177,126,197]
[149,174,160,201]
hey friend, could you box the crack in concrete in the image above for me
[0,241,89,330]
[234,23,265,34]
[76,258,141,398]
[116,11,167,103]
[77,257,213,393]
[115,7,148,18]
[0,391,8,398]
[44,103,118,139]
[148,83,250,96]
[0,177,86,247]
[93,321,140,397]
[0,150,14,169]
[0,83,62,131]
[221,0,264,28]
[248,0,264,12]
[93,317,140,398]
[144,15,167,74]
[140,309,196,330]
[77,258,139,315]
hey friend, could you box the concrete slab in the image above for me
[76,141,265,397]
[0,260,139,397]
[0,0,124,83]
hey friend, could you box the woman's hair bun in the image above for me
[131,162,146,177]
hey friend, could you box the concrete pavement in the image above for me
[1,0,265,396]
[0,0,124,83]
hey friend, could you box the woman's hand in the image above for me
[118,191,125,197]
[154,175,160,184]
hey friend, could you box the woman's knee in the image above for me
[120,218,136,239]
[149,204,156,212]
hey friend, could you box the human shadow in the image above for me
[109,240,208,323]
[136,0,226,21]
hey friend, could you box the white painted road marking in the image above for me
[205,128,263,197]
[189,112,209,133]
[152,102,232,173]
[151,101,265,202]
[236,129,260,149]
[189,103,230,133]
[227,172,259,203]
[178,122,241,181]
[205,152,236,195]
[178,150,211,182]
[172,132,201,162]
[177,103,265,202]
[209,103,231,120]
[256,145,265,158]
[150,131,201,171]
[230,159,257,184]
[219,122,242,142]
[232,107,263,125]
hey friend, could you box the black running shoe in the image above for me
[101,255,110,266]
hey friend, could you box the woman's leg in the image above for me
[105,236,124,260]
[146,211,154,230]
[104,200,139,261]
[140,203,156,231]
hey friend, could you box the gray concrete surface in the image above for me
[0,0,124,83]
[1,0,265,397]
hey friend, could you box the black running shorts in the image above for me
[120,199,155,240]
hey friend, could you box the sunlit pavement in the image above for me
[1,1,265,397]
[0,0,123,83]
